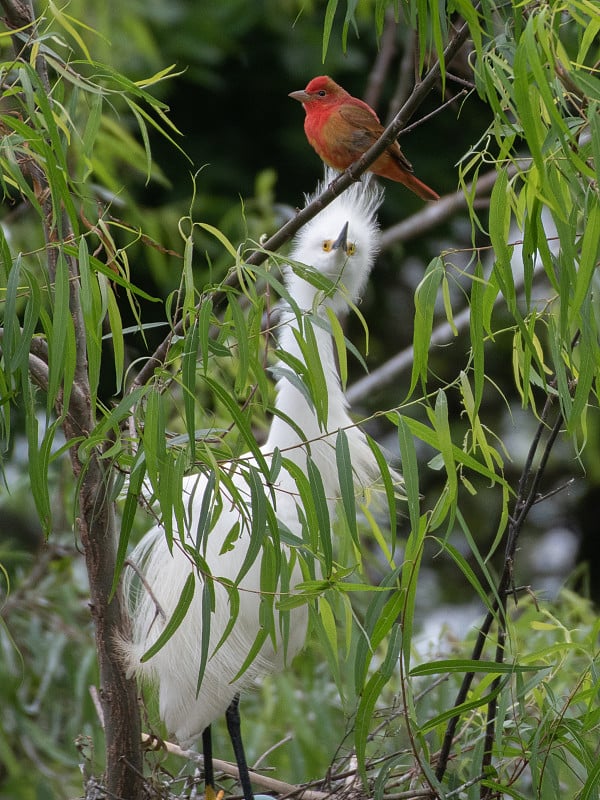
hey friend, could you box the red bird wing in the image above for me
[338,104,414,174]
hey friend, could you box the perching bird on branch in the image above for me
[123,170,392,800]
[289,75,440,202]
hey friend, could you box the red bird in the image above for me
[289,75,439,202]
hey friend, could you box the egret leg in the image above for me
[202,725,217,798]
[225,693,254,800]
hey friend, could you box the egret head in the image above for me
[287,169,384,314]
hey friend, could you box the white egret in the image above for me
[123,170,390,799]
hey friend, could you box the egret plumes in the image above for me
[123,170,389,798]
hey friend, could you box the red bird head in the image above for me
[288,76,349,109]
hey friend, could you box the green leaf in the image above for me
[232,627,269,683]
[203,376,270,478]
[366,434,397,545]
[235,465,267,585]
[354,566,403,692]
[429,389,457,528]
[336,428,358,547]
[326,306,348,389]
[104,280,124,394]
[399,514,427,670]
[489,169,516,313]
[229,295,250,395]
[402,416,506,487]
[397,416,420,537]
[322,0,339,61]
[22,375,54,535]
[418,681,507,735]
[410,257,444,395]
[143,389,167,496]
[47,253,77,415]
[197,576,214,692]
[410,658,545,676]
[114,451,147,595]
[78,238,102,404]
[182,319,200,454]
[294,318,328,426]
[355,623,402,782]
[571,200,600,323]
[307,456,332,575]
[140,573,196,663]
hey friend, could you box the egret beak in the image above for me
[289,89,311,104]
[332,221,349,251]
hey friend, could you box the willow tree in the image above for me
[0,1,599,798]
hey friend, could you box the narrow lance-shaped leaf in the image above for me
[235,465,267,585]
[113,450,147,595]
[401,416,507,487]
[397,415,420,538]
[294,319,329,427]
[571,200,600,323]
[47,253,76,416]
[355,623,402,783]
[105,279,125,394]
[228,294,250,395]
[366,434,397,545]
[428,388,458,530]
[141,572,195,662]
[469,261,486,413]
[336,428,358,547]
[203,376,270,478]
[3,255,23,382]
[22,373,53,535]
[399,514,427,672]
[196,575,214,694]
[488,169,516,314]
[410,256,444,396]
[78,238,102,404]
[354,565,403,693]
[307,455,332,575]
[182,319,200,455]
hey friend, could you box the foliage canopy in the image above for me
[0,0,599,798]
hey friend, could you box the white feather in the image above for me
[122,169,387,745]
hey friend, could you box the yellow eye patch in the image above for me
[322,240,356,255]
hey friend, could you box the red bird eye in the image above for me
[317,89,326,97]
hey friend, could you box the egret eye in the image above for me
[347,242,356,256]
[322,239,333,252]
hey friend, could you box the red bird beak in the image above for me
[289,89,311,104]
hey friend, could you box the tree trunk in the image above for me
[76,444,144,798]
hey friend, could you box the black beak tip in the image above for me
[332,221,349,250]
